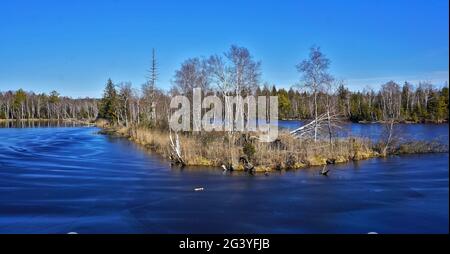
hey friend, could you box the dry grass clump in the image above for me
[251,133,377,170]
[393,140,448,154]
[132,129,231,167]
[95,118,109,128]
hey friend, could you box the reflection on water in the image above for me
[0,126,448,233]
[0,120,92,128]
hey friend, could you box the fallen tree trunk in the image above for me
[290,113,342,139]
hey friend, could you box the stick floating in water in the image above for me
[320,165,330,176]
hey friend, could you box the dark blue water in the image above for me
[0,125,448,233]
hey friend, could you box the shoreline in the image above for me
[98,124,448,173]
[0,118,97,127]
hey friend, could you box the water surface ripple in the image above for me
[0,126,448,233]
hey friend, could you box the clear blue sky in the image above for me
[0,0,448,98]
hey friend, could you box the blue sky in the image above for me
[0,0,448,98]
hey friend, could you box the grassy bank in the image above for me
[101,126,377,172]
[98,121,447,172]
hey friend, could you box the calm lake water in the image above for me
[0,122,448,233]
[280,120,450,144]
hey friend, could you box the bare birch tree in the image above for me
[207,45,261,169]
[296,46,334,142]
[380,81,402,155]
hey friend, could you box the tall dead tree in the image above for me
[142,48,158,125]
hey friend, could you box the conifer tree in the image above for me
[99,79,119,123]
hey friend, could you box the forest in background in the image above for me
[0,81,449,123]
[1,81,448,124]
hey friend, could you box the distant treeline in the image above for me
[269,81,449,123]
[0,90,98,120]
[97,81,449,128]
[1,82,448,124]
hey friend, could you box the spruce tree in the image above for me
[99,79,119,123]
